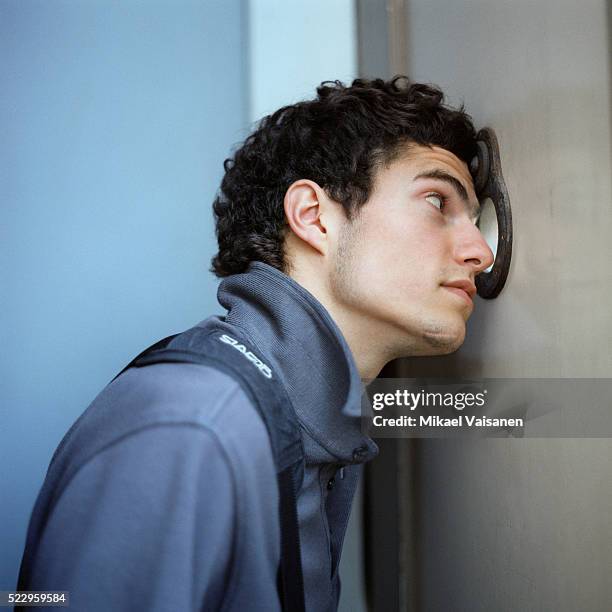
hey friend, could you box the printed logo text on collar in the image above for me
[218,334,273,379]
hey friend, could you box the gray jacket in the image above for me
[18,261,379,611]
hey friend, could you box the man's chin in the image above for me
[418,320,466,355]
[385,312,467,358]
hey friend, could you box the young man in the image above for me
[17,77,493,611]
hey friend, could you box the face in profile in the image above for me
[330,144,494,358]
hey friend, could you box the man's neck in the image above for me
[287,271,396,381]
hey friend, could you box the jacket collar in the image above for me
[216,261,378,466]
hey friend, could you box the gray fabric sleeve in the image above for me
[25,424,237,612]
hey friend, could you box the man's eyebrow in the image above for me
[413,169,481,221]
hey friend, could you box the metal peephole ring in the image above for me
[470,127,513,299]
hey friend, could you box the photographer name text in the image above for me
[370,390,524,429]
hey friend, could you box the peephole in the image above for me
[470,127,513,299]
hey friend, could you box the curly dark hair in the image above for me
[211,75,478,277]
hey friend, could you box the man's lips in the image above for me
[441,280,476,306]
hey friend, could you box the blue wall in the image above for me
[1,0,247,587]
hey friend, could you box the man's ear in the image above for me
[283,179,330,256]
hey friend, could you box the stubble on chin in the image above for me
[422,326,465,355]
[419,321,465,354]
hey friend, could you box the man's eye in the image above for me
[425,192,445,210]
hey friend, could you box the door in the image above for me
[359,1,612,610]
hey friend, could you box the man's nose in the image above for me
[454,220,495,274]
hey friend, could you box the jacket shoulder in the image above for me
[54,362,276,485]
